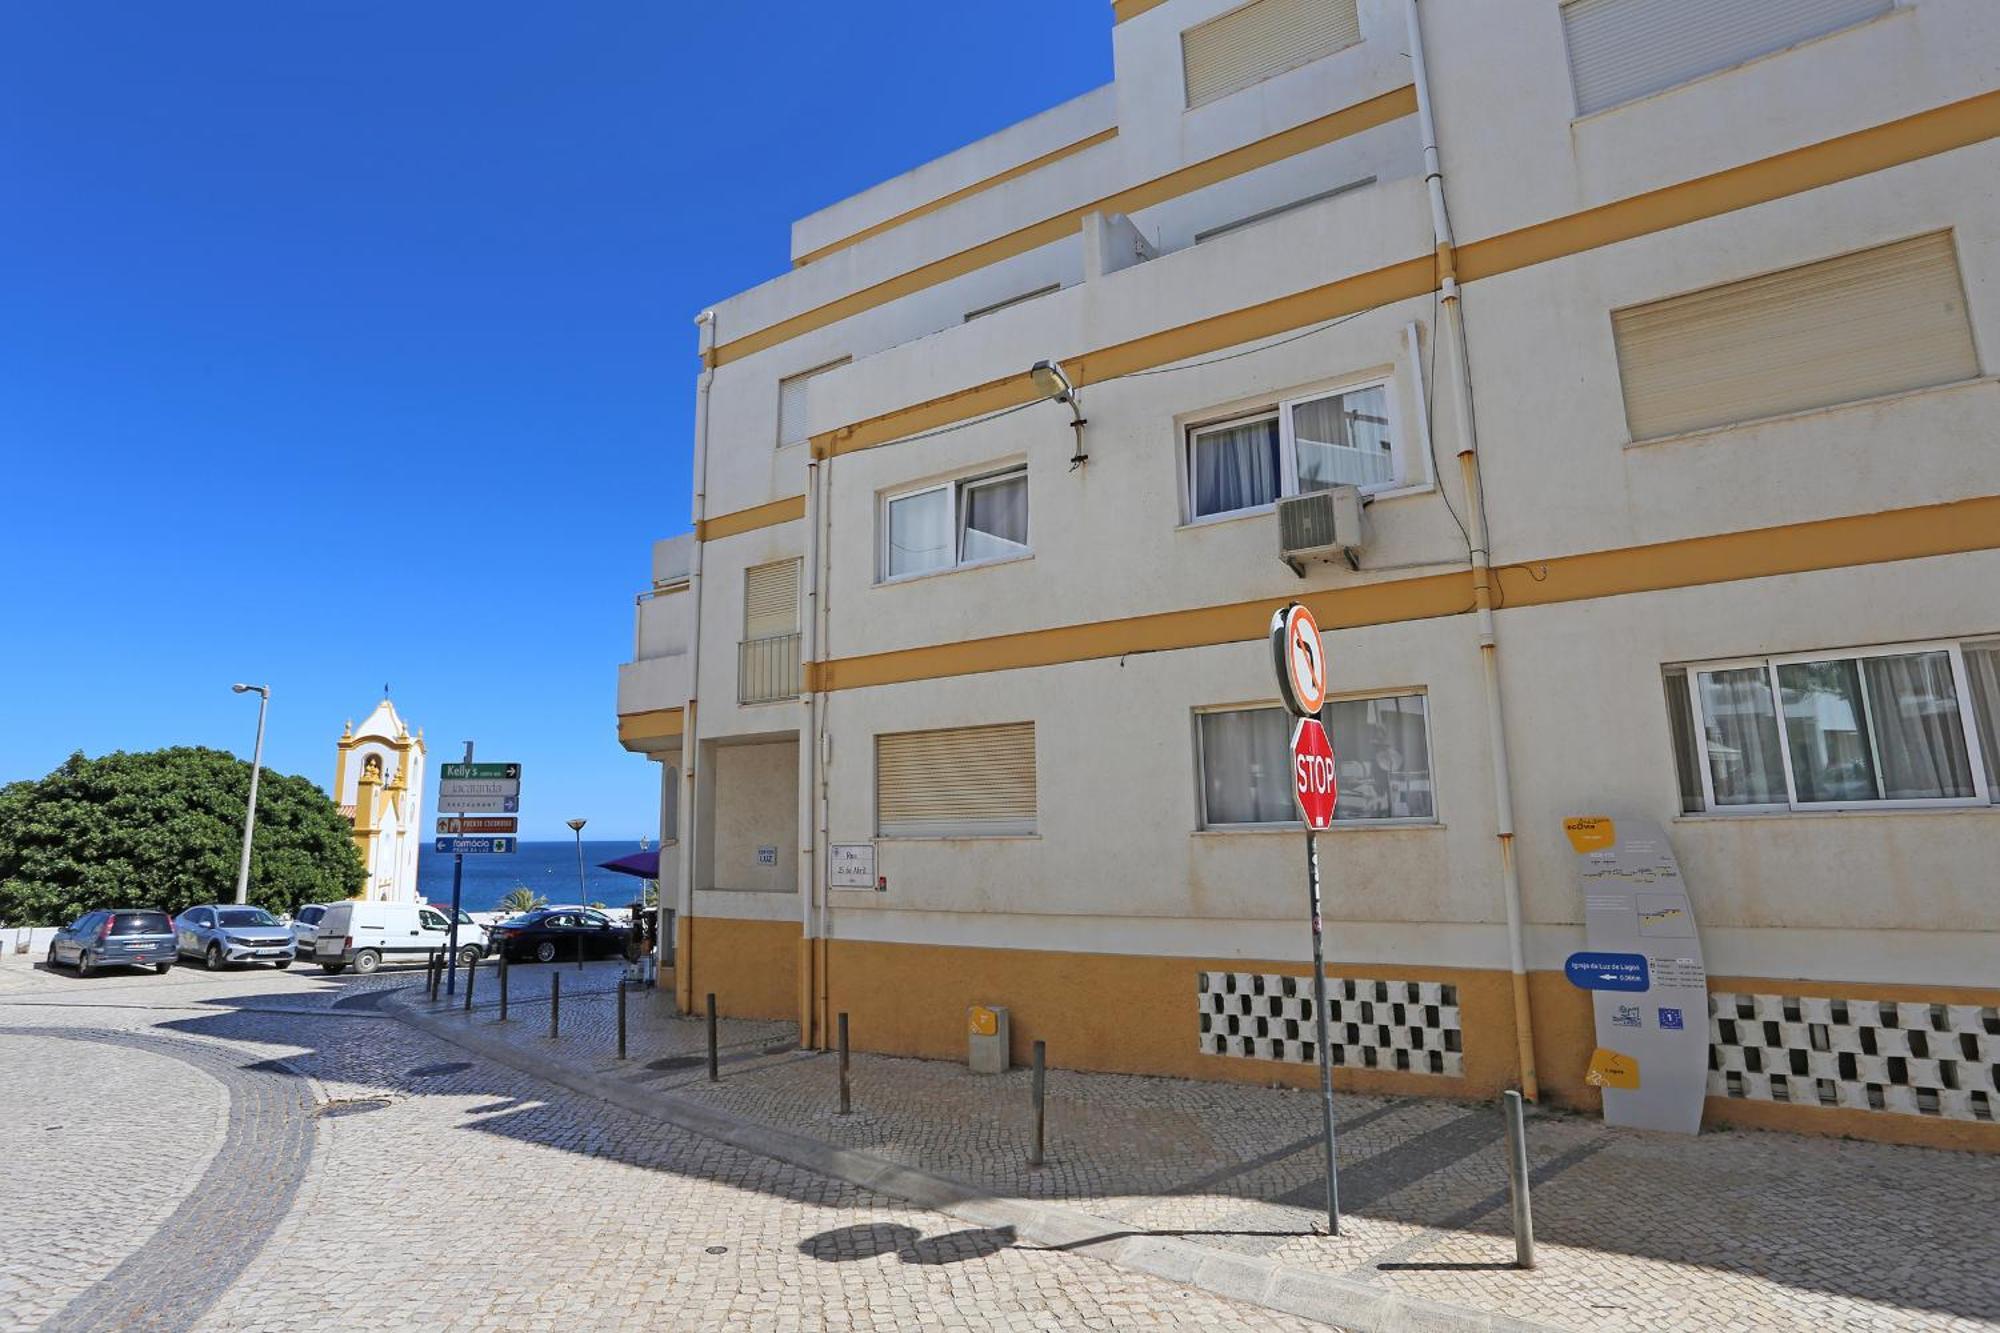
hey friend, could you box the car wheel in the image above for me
[457,946,481,968]
[273,957,292,970]
[205,943,224,971]
[76,951,94,977]
[321,963,346,975]
[46,944,60,970]
[155,961,173,975]
[534,940,557,964]
[352,948,381,976]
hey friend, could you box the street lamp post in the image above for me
[566,818,588,902]
[230,684,270,905]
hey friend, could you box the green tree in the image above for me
[0,747,364,926]
[496,886,547,915]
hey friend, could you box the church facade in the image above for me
[334,699,427,904]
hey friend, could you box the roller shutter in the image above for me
[1613,232,1979,442]
[743,560,800,641]
[1562,0,1892,116]
[877,722,1036,837]
[1182,0,1361,110]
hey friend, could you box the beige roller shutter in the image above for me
[877,722,1036,837]
[743,559,800,640]
[1562,0,1891,117]
[1613,232,1979,442]
[1182,0,1361,110]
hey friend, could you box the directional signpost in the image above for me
[436,751,522,996]
[1271,601,1342,1237]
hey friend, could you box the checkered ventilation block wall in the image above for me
[1197,971,1464,1077]
[1709,991,1999,1123]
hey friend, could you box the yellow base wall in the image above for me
[677,915,801,1022]
[676,926,1998,1151]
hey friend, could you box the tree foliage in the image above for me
[0,747,365,926]
[497,886,547,915]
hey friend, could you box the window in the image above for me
[777,358,849,450]
[1664,640,1999,814]
[741,559,802,704]
[883,466,1028,580]
[877,722,1036,837]
[964,284,1061,322]
[1198,694,1435,827]
[1182,0,1361,110]
[1187,380,1399,521]
[1562,0,1893,117]
[109,912,171,935]
[1612,231,1978,441]
[419,909,449,931]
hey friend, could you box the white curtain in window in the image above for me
[1322,693,1433,820]
[1191,417,1281,517]
[886,488,952,578]
[1964,644,2000,796]
[1862,651,1975,800]
[1696,667,1787,805]
[960,472,1028,563]
[1291,385,1394,491]
[1200,709,1295,825]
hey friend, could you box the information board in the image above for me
[829,843,877,889]
[1563,815,1709,1135]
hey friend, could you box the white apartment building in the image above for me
[617,0,2000,1150]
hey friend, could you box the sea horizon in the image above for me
[416,838,657,914]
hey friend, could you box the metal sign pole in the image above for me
[1306,827,1341,1235]
[446,741,471,996]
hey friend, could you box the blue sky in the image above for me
[0,2,1110,840]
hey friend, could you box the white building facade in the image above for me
[335,698,426,905]
[618,0,2000,1150]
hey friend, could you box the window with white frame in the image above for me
[1198,693,1435,827]
[1663,640,2000,814]
[1186,380,1399,521]
[882,466,1028,580]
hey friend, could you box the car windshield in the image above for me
[109,912,173,935]
[216,908,279,928]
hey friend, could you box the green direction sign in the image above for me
[439,762,521,781]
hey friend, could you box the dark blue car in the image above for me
[48,909,177,975]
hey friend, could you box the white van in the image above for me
[314,902,487,975]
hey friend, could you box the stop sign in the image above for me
[1292,718,1338,830]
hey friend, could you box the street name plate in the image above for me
[829,843,877,889]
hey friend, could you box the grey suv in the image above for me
[48,910,177,975]
[175,904,296,970]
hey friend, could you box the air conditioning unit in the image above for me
[1277,486,1365,575]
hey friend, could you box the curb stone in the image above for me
[385,991,1562,1333]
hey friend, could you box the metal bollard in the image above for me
[837,1012,851,1115]
[616,979,628,1060]
[1029,1040,1047,1168]
[462,953,477,1012]
[549,971,561,1039]
[1503,1090,1535,1269]
[706,992,719,1082]
[427,951,439,1001]
[498,953,509,1022]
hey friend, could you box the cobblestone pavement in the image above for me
[0,955,1326,1331]
[408,961,2000,1333]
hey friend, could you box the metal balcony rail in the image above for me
[738,632,801,704]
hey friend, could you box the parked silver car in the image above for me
[175,904,295,970]
[47,909,177,975]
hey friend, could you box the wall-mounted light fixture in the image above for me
[1030,359,1088,470]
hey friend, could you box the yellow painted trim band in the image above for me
[809,88,2000,461]
[716,85,1418,367]
[815,495,2000,691]
[1112,0,1170,21]
[617,707,685,748]
[695,494,805,542]
[794,128,1120,268]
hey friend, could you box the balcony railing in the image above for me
[738,633,801,704]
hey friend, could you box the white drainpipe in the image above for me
[677,309,716,1013]
[1404,0,1539,1101]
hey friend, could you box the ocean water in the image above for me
[416,840,656,914]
